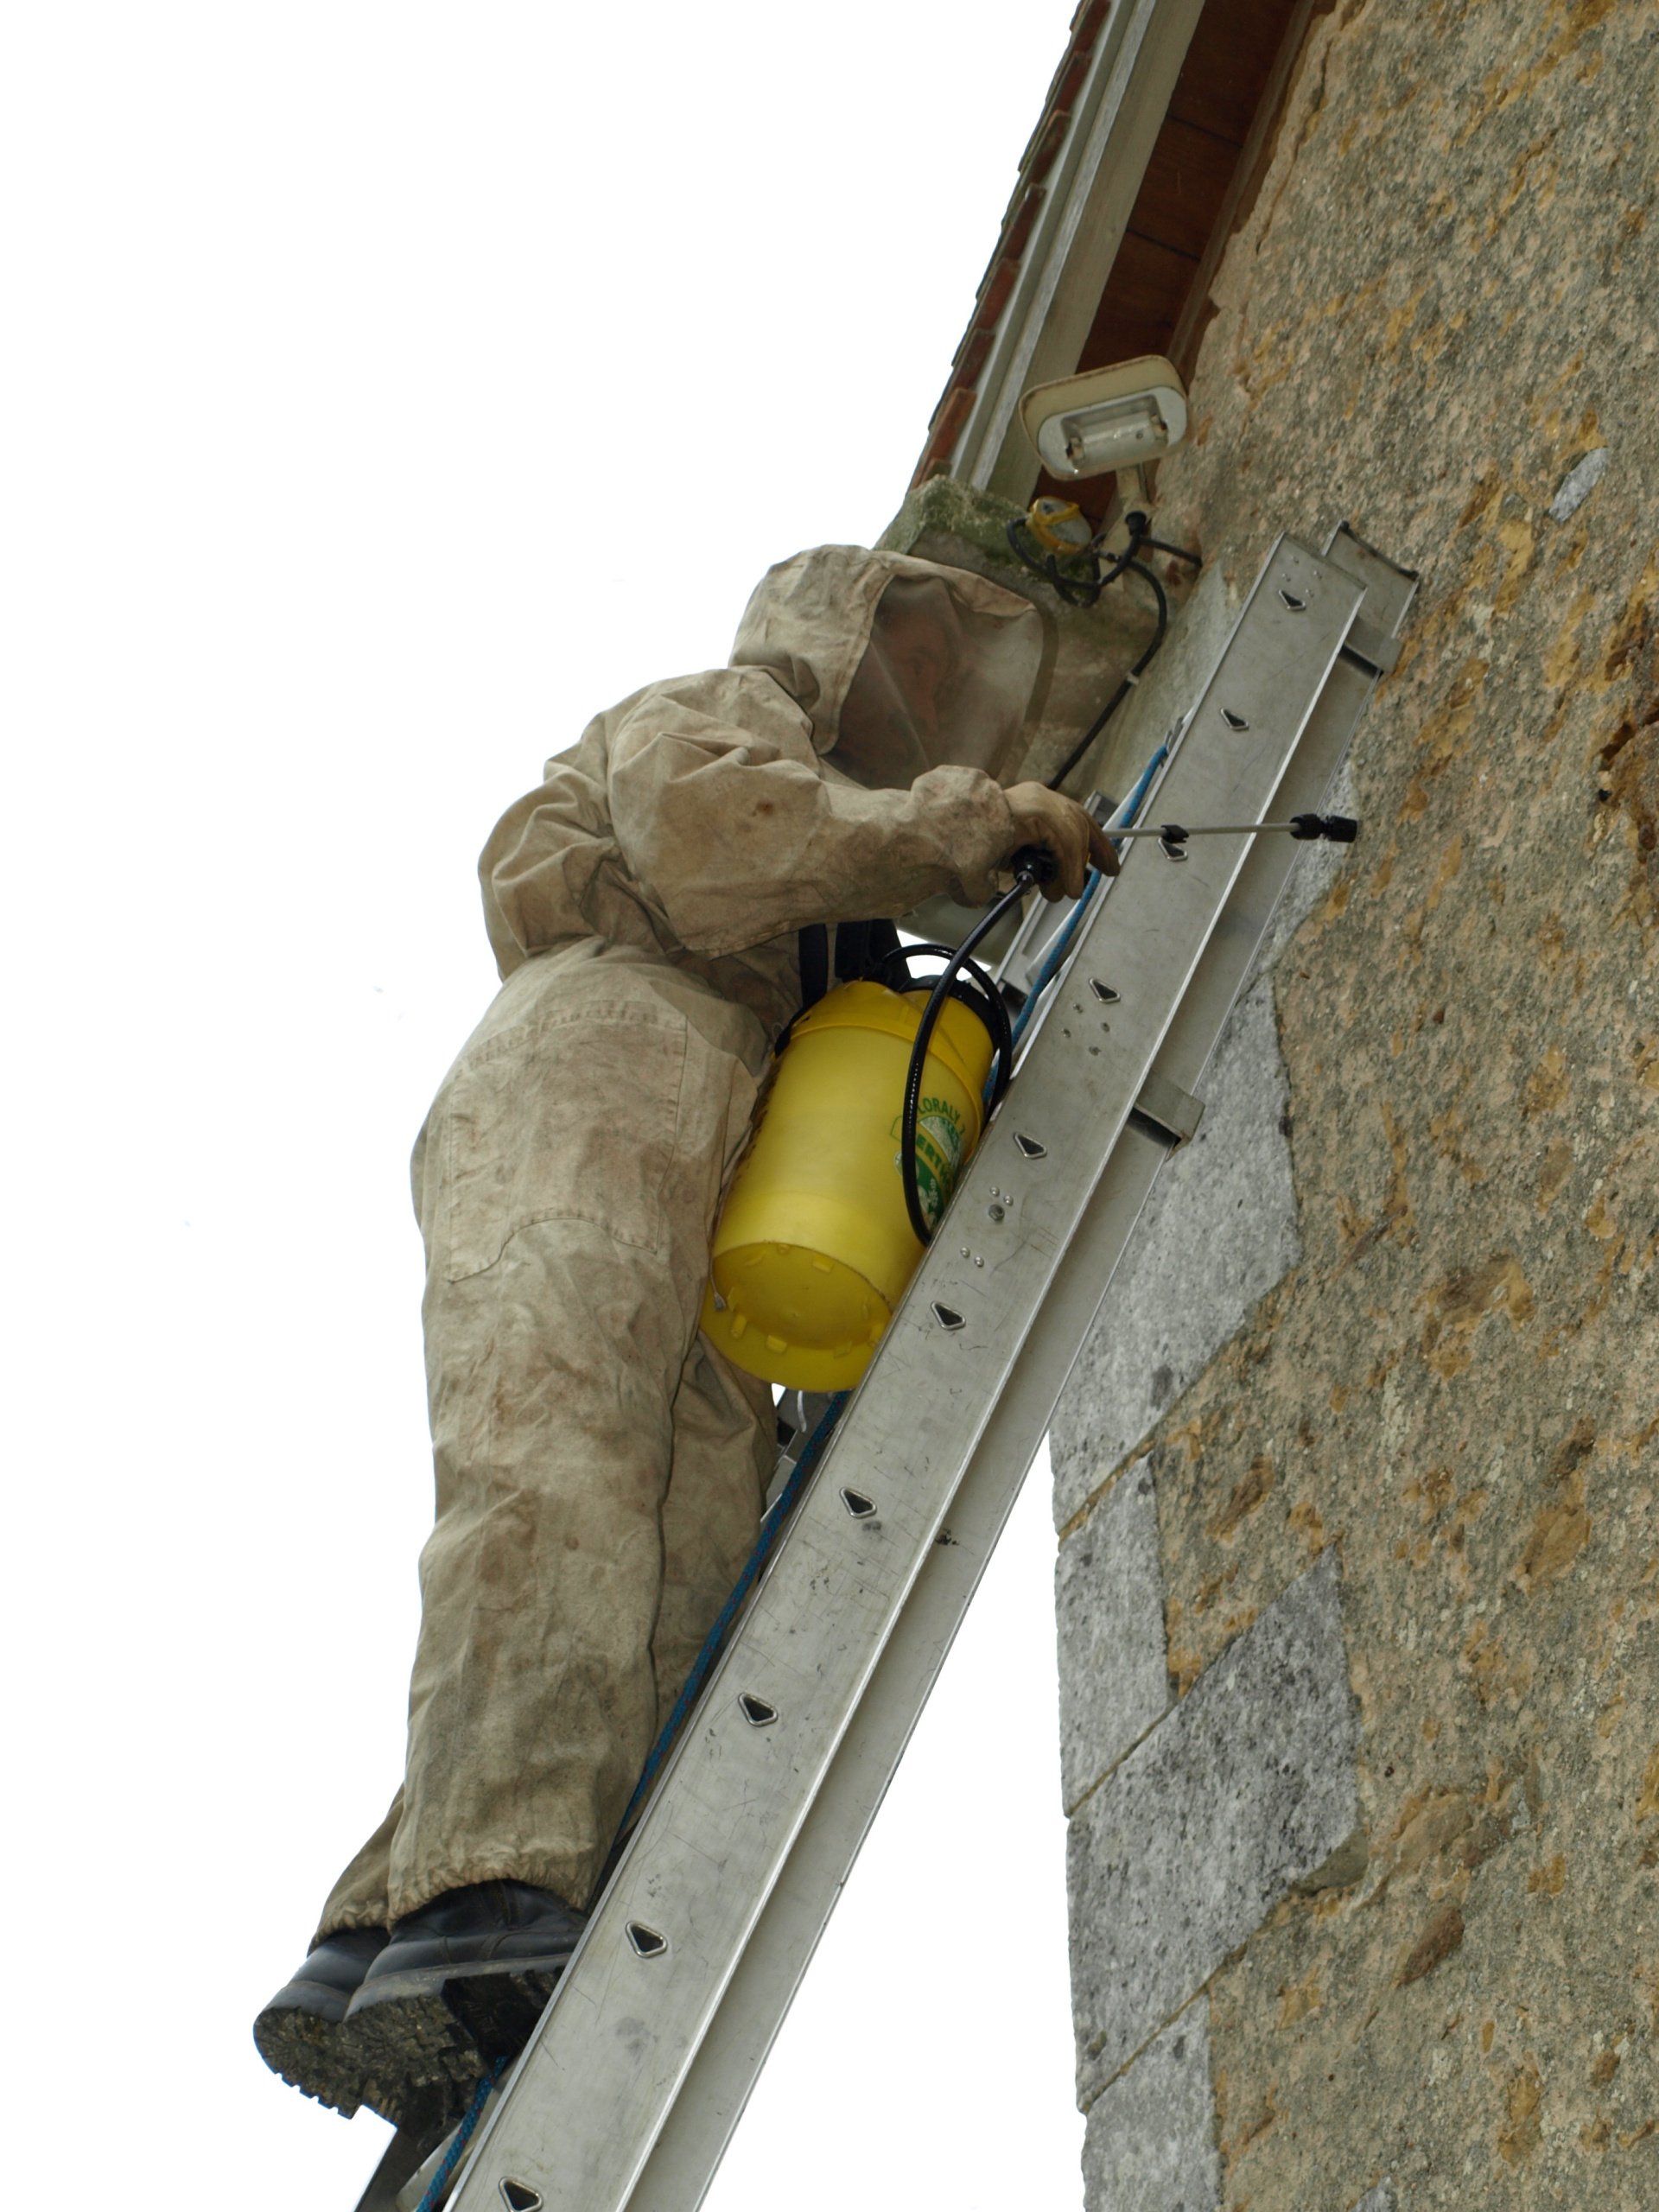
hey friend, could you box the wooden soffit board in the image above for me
[921,0,1319,511]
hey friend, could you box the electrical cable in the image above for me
[1124,553,1169,634]
[1005,508,1198,792]
[1005,510,1152,608]
[1044,558,1170,792]
[1138,534,1203,567]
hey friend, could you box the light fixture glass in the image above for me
[1041,393,1166,477]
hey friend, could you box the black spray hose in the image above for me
[898,849,1055,1247]
[868,941,1014,1093]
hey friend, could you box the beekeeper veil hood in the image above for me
[730,545,1045,790]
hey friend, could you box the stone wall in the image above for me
[1046,3,1658,2207]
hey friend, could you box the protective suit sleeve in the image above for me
[607,671,1019,958]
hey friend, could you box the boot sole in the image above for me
[255,1994,465,2133]
[253,2000,369,2121]
[345,1957,572,2122]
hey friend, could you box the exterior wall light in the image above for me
[1020,354,1189,483]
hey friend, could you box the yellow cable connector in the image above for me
[1025,495,1093,554]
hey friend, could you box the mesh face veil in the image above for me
[730,549,1045,791]
[834,575,1039,791]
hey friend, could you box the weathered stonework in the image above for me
[1069,1554,1360,2103]
[1081,1997,1222,2212]
[1052,976,1301,1532]
[1054,3,1659,2208]
[1055,1456,1169,1811]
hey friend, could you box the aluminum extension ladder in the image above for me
[360,520,1416,2212]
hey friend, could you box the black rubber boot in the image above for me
[344,1880,588,2122]
[253,1926,391,2119]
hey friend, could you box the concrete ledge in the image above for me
[1069,1552,1361,2102]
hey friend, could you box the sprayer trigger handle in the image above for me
[1007,844,1058,886]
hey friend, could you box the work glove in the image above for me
[1001,784,1119,901]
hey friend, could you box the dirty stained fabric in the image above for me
[318,546,1042,1931]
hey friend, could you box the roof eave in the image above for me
[934,0,1205,505]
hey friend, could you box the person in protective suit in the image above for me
[254,544,1110,2129]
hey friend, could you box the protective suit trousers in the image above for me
[317,940,775,1935]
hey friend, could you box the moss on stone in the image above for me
[875,475,1031,571]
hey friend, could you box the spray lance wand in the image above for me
[895,807,1360,1245]
[696,801,1364,1398]
[1107,810,1358,862]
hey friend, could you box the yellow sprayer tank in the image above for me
[701,981,995,1392]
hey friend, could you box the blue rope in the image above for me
[1112,739,1171,836]
[416,2058,506,2212]
[612,1391,849,1846]
[1007,868,1103,1053]
[1001,739,1173,1063]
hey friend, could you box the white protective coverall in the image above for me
[317,545,1044,1935]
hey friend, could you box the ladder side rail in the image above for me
[620,522,1418,2211]
[448,537,1365,2212]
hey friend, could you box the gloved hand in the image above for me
[1002,784,1119,901]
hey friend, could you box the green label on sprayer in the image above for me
[891,1095,967,1235]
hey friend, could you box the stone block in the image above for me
[1052,976,1300,1529]
[1081,1996,1220,2212]
[1056,1459,1170,1811]
[1069,1554,1360,2102]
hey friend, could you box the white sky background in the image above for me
[3,5,1084,2206]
